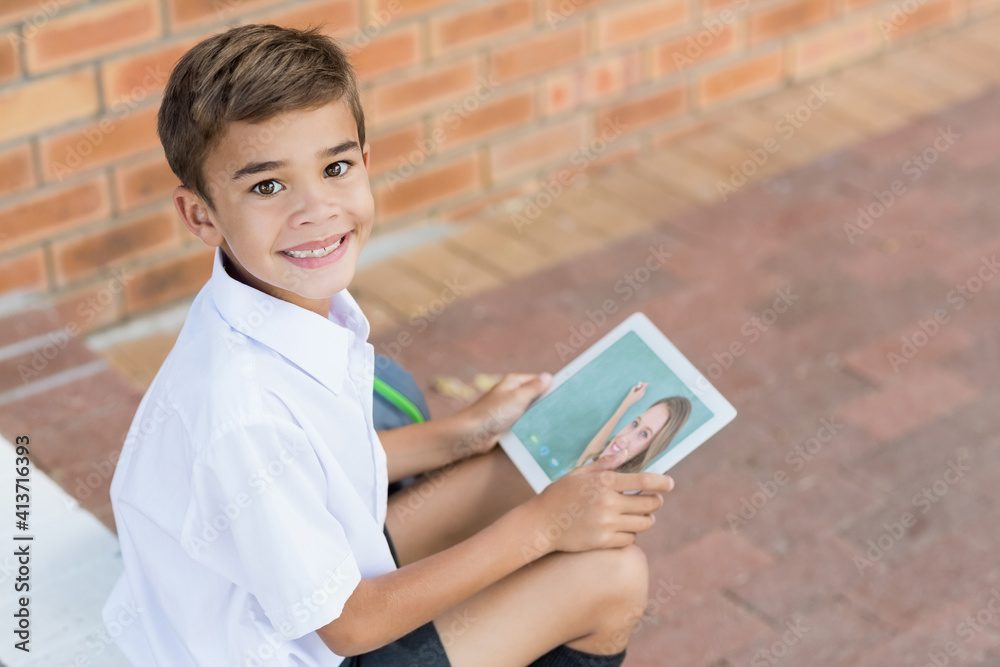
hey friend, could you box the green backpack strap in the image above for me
[373,376,426,424]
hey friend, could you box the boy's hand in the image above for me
[457,372,552,455]
[525,447,674,553]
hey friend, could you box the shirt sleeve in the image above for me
[180,415,362,640]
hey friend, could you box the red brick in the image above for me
[541,0,616,13]
[0,177,110,250]
[699,50,784,107]
[371,0,459,17]
[0,35,18,84]
[836,367,979,442]
[542,72,583,116]
[53,207,182,285]
[431,0,533,54]
[374,154,480,219]
[489,118,586,182]
[0,68,99,144]
[596,85,686,136]
[439,181,534,222]
[0,249,46,294]
[25,0,161,74]
[597,0,689,49]
[101,39,197,108]
[123,246,214,314]
[750,0,833,44]
[40,105,160,182]
[647,530,773,604]
[368,58,479,124]
[490,25,587,84]
[586,52,642,100]
[167,0,284,30]
[115,152,180,211]
[349,24,419,82]
[0,144,36,198]
[727,537,863,619]
[54,280,127,333]
[789,17,878,79]
[256,0,359,35]
[367,124,425,178]
[0,0,85,25]
[878,0,958,40]
[637,594,772,665]
[433,91,535,151]
[653,24,741,77]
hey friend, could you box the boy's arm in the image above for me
[379,413,478,483]
[317,500,543,656]
[379,373,553,482]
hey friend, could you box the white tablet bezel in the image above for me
[498,312,737,494]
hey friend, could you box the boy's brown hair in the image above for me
[158,23,365,210]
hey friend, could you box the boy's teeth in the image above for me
[283,236,343,258]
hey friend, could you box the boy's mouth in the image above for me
[281,232,350,259]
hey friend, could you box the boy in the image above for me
[102,24,674,667]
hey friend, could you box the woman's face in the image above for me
[600,403,671,460]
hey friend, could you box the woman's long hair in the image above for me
[586,396,692,474]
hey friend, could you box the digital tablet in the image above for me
[498,312,737,494]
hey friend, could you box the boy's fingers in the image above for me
[613,472,674,493]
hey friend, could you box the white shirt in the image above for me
[102,247,396,666]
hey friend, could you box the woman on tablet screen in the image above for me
[573,383,692,474]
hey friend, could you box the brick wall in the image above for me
[0,0,995,331]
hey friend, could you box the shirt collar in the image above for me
[207,247,369,395]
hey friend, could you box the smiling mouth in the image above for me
[281,233,348,259]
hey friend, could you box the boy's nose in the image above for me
[289,180,340,226]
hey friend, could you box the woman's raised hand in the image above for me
[623,381,648,407]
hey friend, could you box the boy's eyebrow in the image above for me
[231,140,362,180]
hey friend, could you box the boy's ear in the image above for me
[362,141,370,171]
[173,185,224,247]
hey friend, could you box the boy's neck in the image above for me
[220,249,331,319]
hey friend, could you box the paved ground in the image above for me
[1,16,999,667]
[370,78,1000,667]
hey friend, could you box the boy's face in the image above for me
[176,98,373,316]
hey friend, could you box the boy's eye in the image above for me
[325,161,352,178]
[251,180,283,196]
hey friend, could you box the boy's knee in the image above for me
[585,544,649,604]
